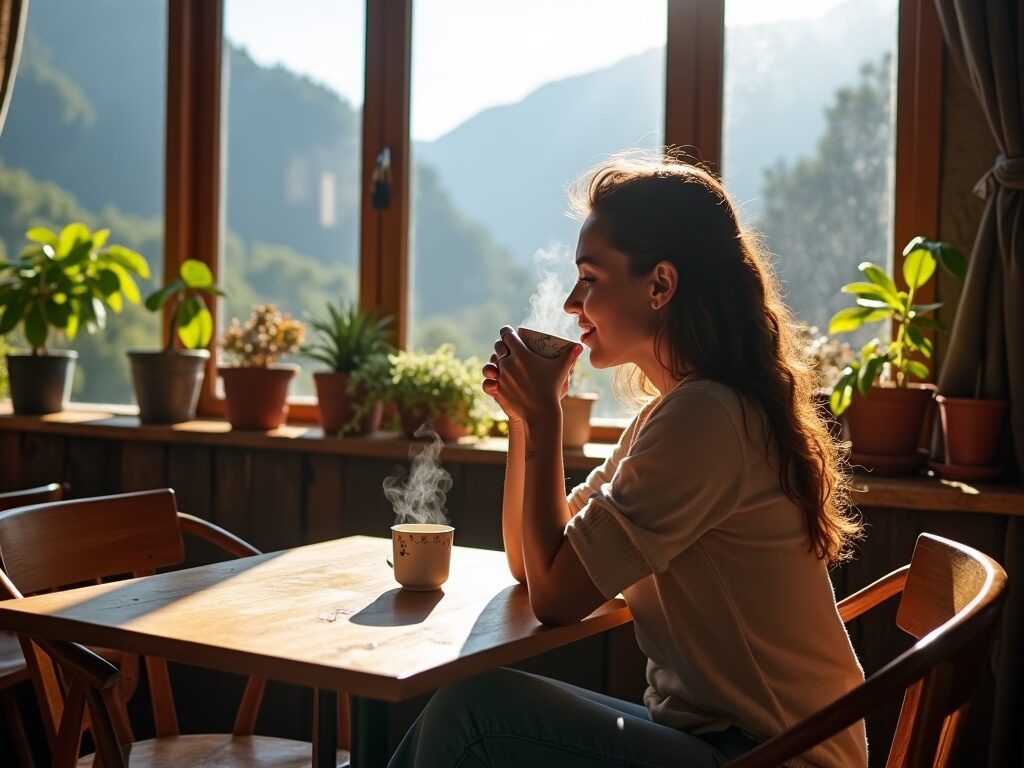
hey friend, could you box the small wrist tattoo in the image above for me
[526,449,538,461]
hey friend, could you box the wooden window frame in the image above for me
[164,0,943,437]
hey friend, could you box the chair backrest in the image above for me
[724,532,1008,768]
[0,489,269,755]
[0,482,64,512]
[0,489,184,594]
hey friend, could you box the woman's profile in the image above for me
[389,152,867,768]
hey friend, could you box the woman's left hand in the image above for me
[482,326,582,424]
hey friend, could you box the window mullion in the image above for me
[665,0,724,172]
[360,0,412,348]
[165,0,224,415]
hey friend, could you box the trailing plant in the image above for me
[220,303,306,367]
[301,301,394,372]
[386,343,492,437]
[0,222,151,354]
[828,236,966,416]
[144,259,225,351]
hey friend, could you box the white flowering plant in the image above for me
[796,325,856,391]
[220,303,306,367]
[386,343,492,437]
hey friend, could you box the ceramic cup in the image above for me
[517,327,576,359]
[390,523,455,591]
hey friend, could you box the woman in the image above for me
[389,155,867,768]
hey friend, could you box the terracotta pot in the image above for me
[7,351,77,415]
[563,393,598,448]
[844,383,934,456]
[936,395,1008,466]
[219,364,298,431]
[313,371,383,436]
[129,350,209,424]
[399,409,468,442]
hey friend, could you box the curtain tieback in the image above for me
[974,154,1024,199]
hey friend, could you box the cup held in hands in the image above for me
[517,327,576,359]
[390,523,454,591]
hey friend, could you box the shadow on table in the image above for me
[348,587,446,627]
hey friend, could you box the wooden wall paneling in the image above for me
[166,444,213,521]
[212,449,256,545]
[342,456,402,538]
[65,437,120,498]
[453,463,505,551]
[17,434,66,491]
[0,432,22,491]
[306,454,347,543]
[213,448,304,553]
[119,441,167,492]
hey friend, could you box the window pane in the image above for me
[722,0,899,357]
[221,0,365,396]
[0,0,167,404]
[409,0,667,418]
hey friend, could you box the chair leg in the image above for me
[1,686,37,768]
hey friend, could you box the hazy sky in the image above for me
[225,0,852,142]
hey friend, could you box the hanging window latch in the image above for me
[372,147,391,210]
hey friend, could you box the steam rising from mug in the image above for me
[384,425,453,526]
[521,245,576,338]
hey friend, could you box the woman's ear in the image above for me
[649,261,678,310]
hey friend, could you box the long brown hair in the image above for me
[571,153,861,564]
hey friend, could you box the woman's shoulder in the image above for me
[656,377,746,420]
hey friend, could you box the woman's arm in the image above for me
[502,419,527,583]
[521,409,606,625]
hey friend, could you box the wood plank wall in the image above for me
[0,430,1009,766]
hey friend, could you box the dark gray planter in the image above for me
[128,350,209,424]
[7,351,77,415]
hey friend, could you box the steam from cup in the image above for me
[383,425,453,526]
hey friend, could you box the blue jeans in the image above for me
[388,667,759,767]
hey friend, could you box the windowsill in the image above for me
[1,403,1020,515]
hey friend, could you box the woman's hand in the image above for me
[481,326,581,425]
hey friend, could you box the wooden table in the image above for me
[0,535,632,767]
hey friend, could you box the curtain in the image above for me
[933,2,1023,766]
[0,0,27,137]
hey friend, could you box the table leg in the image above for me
[350,696,389,768]
[314,687,338,768]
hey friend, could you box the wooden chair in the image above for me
[725,533,1008,768]
[0,488,350,767]
[0,482,65,768]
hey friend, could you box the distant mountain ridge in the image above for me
[417,0,897,260]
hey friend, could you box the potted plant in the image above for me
[562,360,599,449]
[219,303,305,430]
[0,223,151,414]
[828,236,965,472]
[128,259,225,423]
[301,301,394,436]
[387,343,491,441]
[797,324,856,440]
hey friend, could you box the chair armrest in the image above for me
[723,640,932,768]
[37,638,121,692]
[838,565,909,623]
[177,512,262,559]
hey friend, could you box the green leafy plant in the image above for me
[386,343,492,437]
[144,259,225,351]
[828,236,966,416]
[0,222,151,354]
[220,303,306,367]
[301,302,394,372]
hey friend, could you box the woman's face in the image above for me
[563,214,661,370]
